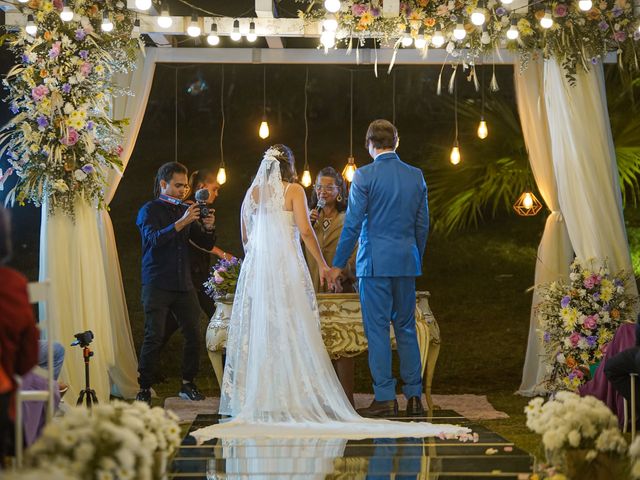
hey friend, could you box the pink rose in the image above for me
[31,84,50,102]
[60,127,79,146]
[583,315,597,330]
[569,332,581,347]
[53,0,63,11]
[352,4,368,15]
[79,62,92,76]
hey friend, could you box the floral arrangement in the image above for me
[525,392,628,472]
[2,466,78,480]
[297,0,640,79]
[204,256,242,299]
[536,259,635,392]
[0,0,139,217]
[630,436,640,478]
[25,401,181,480]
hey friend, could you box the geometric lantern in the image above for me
[513,191,543,216]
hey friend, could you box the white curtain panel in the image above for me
[514,58,574,396]
[38,50,158,402]
[544,60,637,299]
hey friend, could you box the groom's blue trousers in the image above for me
[359,277,423,401]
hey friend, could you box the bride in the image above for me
[191,145,468,441]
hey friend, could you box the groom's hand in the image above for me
[328,267,342,289]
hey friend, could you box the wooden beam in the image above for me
[255,0,284,49]
[382,0,400,17]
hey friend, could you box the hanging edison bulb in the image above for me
[477,117,488,139]
[342,156,357,182]
[217,166,227,185]
[513,191,543,216]
[259,119,270,139]
[301,168,312,187]
[450,142,461,165]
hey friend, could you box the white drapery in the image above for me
[514,58,574,396]
[39,50,157,402]
[544,60,637,291]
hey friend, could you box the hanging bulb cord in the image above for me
[263,65,267,117]
[454,73,459,143]
[392,71,396,127]
[481,63,485,119]
[349,70,354,157]
[304,67,309,169]
[174,68,178,163]
[220,65,225,166]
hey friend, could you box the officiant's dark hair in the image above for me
[0,206,11,264]
[271,144,297,183]
[310,167,348,213]
[153,162,188,198]
[365,119,398,150]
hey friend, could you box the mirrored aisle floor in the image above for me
[168,411,534,479]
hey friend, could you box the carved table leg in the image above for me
[332,357,355,407]
[424,342,440,411]
[208,350,224,391]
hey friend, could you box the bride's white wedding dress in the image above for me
[191,149,469,442]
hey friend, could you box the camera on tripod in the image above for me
[71,330,94,348]
[194,188,213,220]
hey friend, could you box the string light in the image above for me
[301,67,312,188]
[453,20,466,41]
[477,118,488,139]
[507,17,519,40]
[259,66,270,139]
[135,0,151,10]
[17,0,29,3]
[323,14,338,32]
[450,142,461,165]
[401,25,413,47]
[101,11,114,32]
[217,66,227,185]
[501,0,514,4]
[207,23,220,46]
[450,73,461,166]
[324,0,341,13]
[132,18,141,38]
[471,0,486,26]
[25,14,37,36]
[157,1,173,28]
[230,19,241,41]
[432,29,445,47]
[540,9,554,29]
[60,2,74,22]
[187,14,201,37]
[514,191,543,216]
[247,21,257,42]
[343,70,357,183]
[414,28,427,49]
[578,0,593,11]
[320,28,336,48]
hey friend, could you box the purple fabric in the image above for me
[20,371,60,446]
[579,322,635,428]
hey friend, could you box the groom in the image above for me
[330,119,429,417]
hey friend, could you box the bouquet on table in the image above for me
[536,259,635,392]
[204,256,242,300]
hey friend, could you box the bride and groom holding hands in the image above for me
[190,119,468,440]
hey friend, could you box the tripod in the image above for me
[76,345,98,408]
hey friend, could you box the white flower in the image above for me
[74,169,87,181]
[568,430,581,447]
[52,179,69,193]
[64,102,74,114]
[586,449,598,461]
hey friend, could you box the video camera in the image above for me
[71,330,94,348]
[194,188,213,220]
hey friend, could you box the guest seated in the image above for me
[304,167,356,293]
[604,316,640,423]
[0,206,39,464]
[38,340,67,394]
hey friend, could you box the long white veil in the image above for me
[192,147,470,440]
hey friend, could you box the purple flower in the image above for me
[81,164,95,174]
[217,266,228,273]
[31,84,49,102]
[352,4,367,16]
[586,336,597,347]
[20,54,30,64]
[613,30,627,42]
[614,279,624,287]
[62,83,71,94]
[543,332,551,342]
[561,295,571,308]
[611,5,623,17]
[554,3,568,17]
[48,41,62,59]
[10,103,19,114]
[602,303,611,312]
[591,57,599,65]
[568,372,577,381]
[593,292,601,301]
[36,115,48,129]
[598,20,609,31]
[79,50,89,60]
[495,6,507,16]
[75,28,87,41]
[370,7,380,17]
[86,120,94,130]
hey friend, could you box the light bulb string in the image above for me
[174,68,178,163]
[392,70,396,126]
[220,65,225,167]
[453,72,458,142]
[262,65,266,117]
[349,69,354,158]
[304,66,309,169]
[481,62,485,118]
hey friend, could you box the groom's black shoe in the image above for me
[406,396,425,416]
[358,399,399,417]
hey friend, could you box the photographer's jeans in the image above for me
[138,285,202,389]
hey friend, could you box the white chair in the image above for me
[14,280,56,468]
[623,372,638,441]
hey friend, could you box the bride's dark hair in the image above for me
[270,144,297,183]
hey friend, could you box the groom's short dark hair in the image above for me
[365,119,398,150]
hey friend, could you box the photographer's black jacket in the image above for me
[137,199,216,291]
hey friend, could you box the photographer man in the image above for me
[135,162,216,404]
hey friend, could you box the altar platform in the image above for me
[167,411,534,479]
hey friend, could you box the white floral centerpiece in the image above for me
[25,401,181,480]
[536,259,635,392]
[2,466,79,480]
[630,436,640,479]
[0,0,139,217]
[526,392,628,478]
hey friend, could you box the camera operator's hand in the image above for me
[175,203,201,232]
[202,208,215,231]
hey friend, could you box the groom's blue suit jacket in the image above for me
[333,151,429,277]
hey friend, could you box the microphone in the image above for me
[195,188,211,219]
[311,198,326,226]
